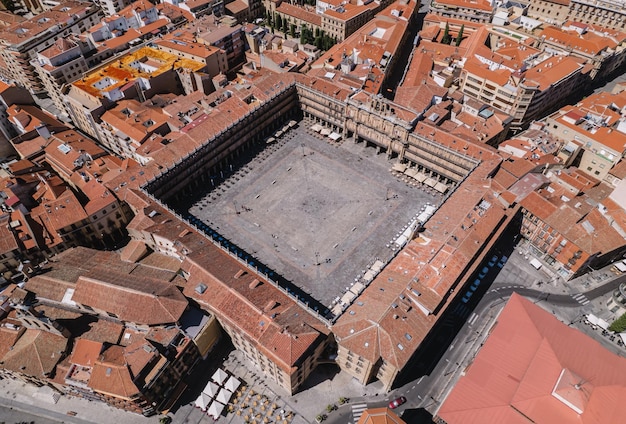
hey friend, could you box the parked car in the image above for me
[488,255,498,267]
[478,267,489,279]
[389,396,407,409]
[470,279,481,291]
[497,255,508,268]
[461,291,472,303]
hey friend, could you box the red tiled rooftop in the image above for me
[437,293,626,424]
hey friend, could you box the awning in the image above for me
[224,375,240,392]
[207,401,225,419]
[404,168,418,178]
[414,172,427,182]
[203,380,219,397]
[320,128,332,136]
[424,177,437,187]
[311,124,323,132]
[350,282,365,294]
[340,291,357,305]
[371,260,384,272]
[587,314,609,330]
[362,270,376,282]
[392,163,407,173]
[211,368,229,386]
[329,132,342,141]
[434,182,448,193]
[215,388,233,405]
[195,392,211,411]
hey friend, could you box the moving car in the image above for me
[389,396,407,409]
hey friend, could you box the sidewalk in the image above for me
[0,378,155,424]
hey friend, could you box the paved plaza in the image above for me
[189,122,439,306]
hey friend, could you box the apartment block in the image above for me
[65,46,207,141]
[189,15,246,71]
[0,1,103,94]
[430,0,494,23]
[154,30,229,79]
[459,27,584,130]
[535,22,626,80]
[544,90,626,180]
[99,99,172,161]
[94,0,134,16]
[163,0,225,19]
[309,0,417,94]
[527,0,626,31]
[519,168,626,279]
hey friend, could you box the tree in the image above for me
[455,24,464,46]
[276,14,283,31]
[441,22,451,45]
[290,23,296,38]
[300,25,307,44]
[315,27,321,38]
[609,312,626,333]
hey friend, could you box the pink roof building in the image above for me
[436,293,626,424]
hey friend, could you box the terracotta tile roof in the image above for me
[70,338,103,367]
[31,188,88,247]
[23,275,75,303]
[437,293,626,424]
[81,320,124,345]
[89,345,140,399]
[102,99,169,144]
[71,273,188,326]
[39,38,78,59]
[123,334,160,378]
[0,216,19,255]
[357,408,406,424]
[310,0,416,94]
[0,315,24,359]
[120,240,149,263]
[539,26,618,55]
[524,56,582,91]
[1,329,67,377]
[123,191,328,374]
[433,0,493,11]
[334,159,506,370]
[156,31,221,59]
[276,3,321,26]
[42,129,107,176]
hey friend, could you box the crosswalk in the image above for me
[572,293,590,306]
[352,402,368,423]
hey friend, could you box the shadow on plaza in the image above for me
[170,338,236,414]
[297,363,341,393]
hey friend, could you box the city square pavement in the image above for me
[189,121,440,307]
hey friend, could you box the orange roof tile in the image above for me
[70,339,103,367]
